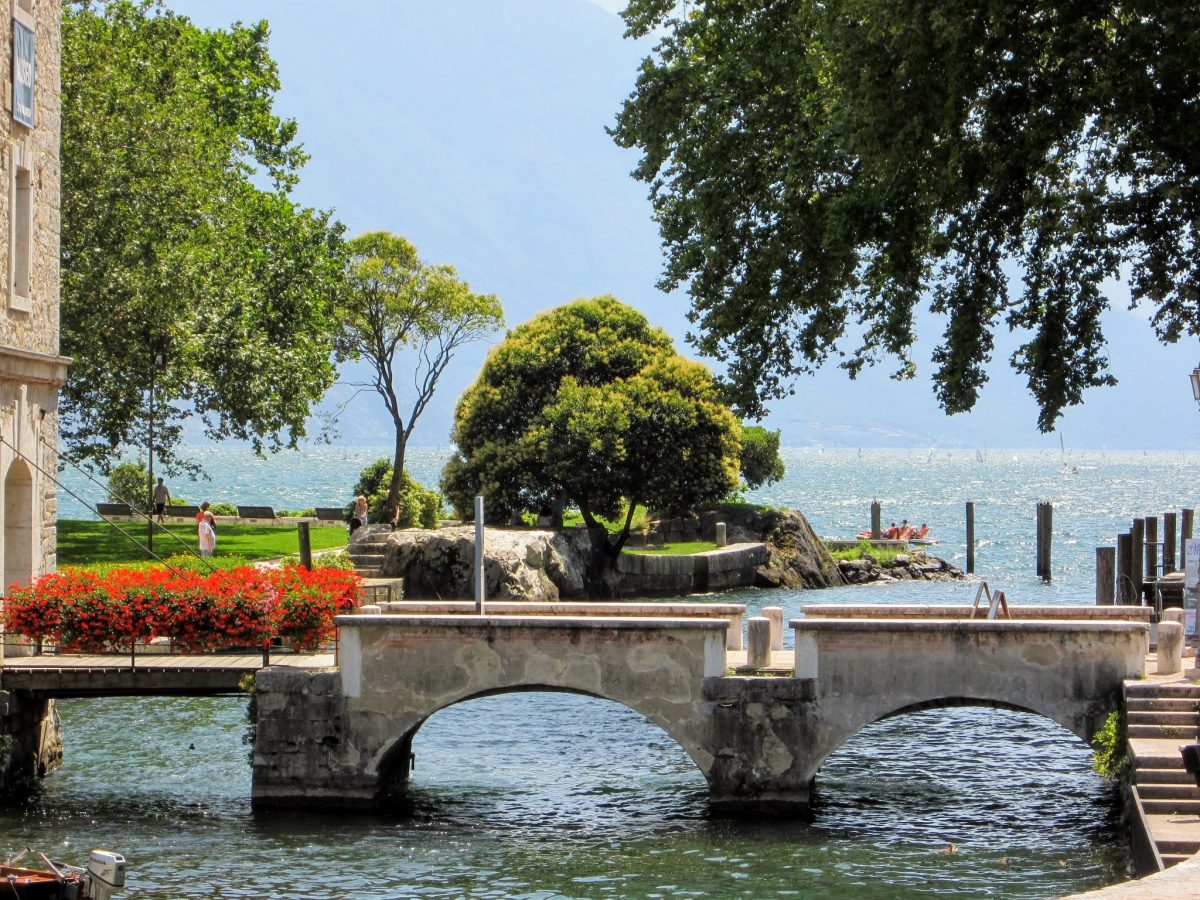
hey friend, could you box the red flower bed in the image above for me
[2,566,362,654]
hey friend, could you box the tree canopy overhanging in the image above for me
[441,296,741,560]
[61,0,345,473]
[611,0,1200,431]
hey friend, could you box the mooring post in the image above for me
[762,606,784,651]
[1164,512,1178,573]
[297,521,312,570]
[474,495,485,614]
[965,501,975,575]
[1117,532,1133,604]
[1035,503,1043,578]
[1131,518,1145,604]
[746,617,771,669]
[1145,516,1159,584]
[1182,508,1195,571]
[870,501,881,539]
[1036,502,1052,582]
[1095,546,1115,606]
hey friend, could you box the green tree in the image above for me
[61,1,345,474]
[335,231,503,524]
[351,458,441,529]
[441,297,741,563]
[739,425,785,490]
[612,0,1200,431]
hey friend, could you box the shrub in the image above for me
[106,460,150,512]
[210,502,238,516]
[352,458,442,528]
[1091,709,1128,779]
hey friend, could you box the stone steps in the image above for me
[1128,723,1200,740]
[1138,797,1200,816]
[1126,683,1200,699]
[1136,782,1200,801]
[1128,697,1200,713]
[1128,710,1200,727]
[1136,768,1199,786]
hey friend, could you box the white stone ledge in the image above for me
[790,618,1150,634]
[802,604,1153,621]
[336,614,729,631]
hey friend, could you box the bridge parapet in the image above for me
[801,604,1152,622]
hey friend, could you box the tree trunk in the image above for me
[386,430,407,525]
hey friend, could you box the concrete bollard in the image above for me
[1163,608,1186,629]
[762,606,784,651]
[747,616,771,669]
[1157,621,1183,675]
[715,522,727,547]
[358,605,382,615]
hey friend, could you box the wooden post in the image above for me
[1145,516,1159,583]
[1164,512,1177,573]
[965,501,975,575]
[1095,546,1115,606]
[297,521,312,570]
[1036,502,1052,582]
[1117,532,1133,604]
[1035,503,1044,578]
[870,501,881,539]
[1182,508,1195,571]
[1131,518,1145,603]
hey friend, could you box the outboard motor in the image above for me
[84,851,125,900]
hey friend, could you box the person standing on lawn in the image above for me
[154,478,171,523]
[198,510,217,557]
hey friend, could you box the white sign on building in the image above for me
[12,18,35,128]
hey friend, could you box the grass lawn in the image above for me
[56,519,349,568]
[628,540,718,556]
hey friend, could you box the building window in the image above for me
[9,141,32,311]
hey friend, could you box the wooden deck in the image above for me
[0,652,335,697]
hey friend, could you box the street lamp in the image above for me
[147,335,171,554]
[1191,364,1200,407]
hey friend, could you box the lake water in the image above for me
[28,446,1199,898]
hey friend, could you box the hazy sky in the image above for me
[165,0,1200,450]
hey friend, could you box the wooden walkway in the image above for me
[0,652,335,697]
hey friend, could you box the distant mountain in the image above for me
[173,0,1200,450]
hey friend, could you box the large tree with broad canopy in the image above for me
[611,0,1200,431]
[441,296,741,561]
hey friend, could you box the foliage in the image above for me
[442,296,741,560]
[209,503,238,517]
[739,426,785,490]
[1091,709,1128,780]
[827,540,905,566]
[277,550,355,571]
[56,520,349,568]
[351,458,441,528]
[612,0,1200,431]
[2,565,361,654]
[61,0,345,474]
[106,461,150,512]
[335,231,503,522]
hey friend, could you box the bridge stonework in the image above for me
[250,613,1148,811]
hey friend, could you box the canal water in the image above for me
[25,447,1198,898]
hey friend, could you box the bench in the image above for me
[236,505,276,520]
[314,507,348,523]
[165,504,201,519]
[96,502,133,517]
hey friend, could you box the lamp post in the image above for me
[1191,365,1200,407]
[147,335,171,555]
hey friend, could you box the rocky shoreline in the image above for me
[353,505,964,599]
[836,551,964,585]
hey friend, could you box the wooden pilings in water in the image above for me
[870,501,881,539]
[1099,507,1195,606]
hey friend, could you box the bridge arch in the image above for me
[374,685,710,800]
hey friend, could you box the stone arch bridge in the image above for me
[251,609,1147,810]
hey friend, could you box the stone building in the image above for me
[0,0,66,600]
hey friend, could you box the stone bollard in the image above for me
[1161,609,1192,659]
[747,616,771,669]
[1157,621,1183,675]
[762,606,784,651]
[358,605,382,615]
[715,522,727,547]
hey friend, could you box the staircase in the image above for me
[346,526,390,579]
[1127,680,1200,868]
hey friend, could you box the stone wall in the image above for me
[0,690,61,794]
